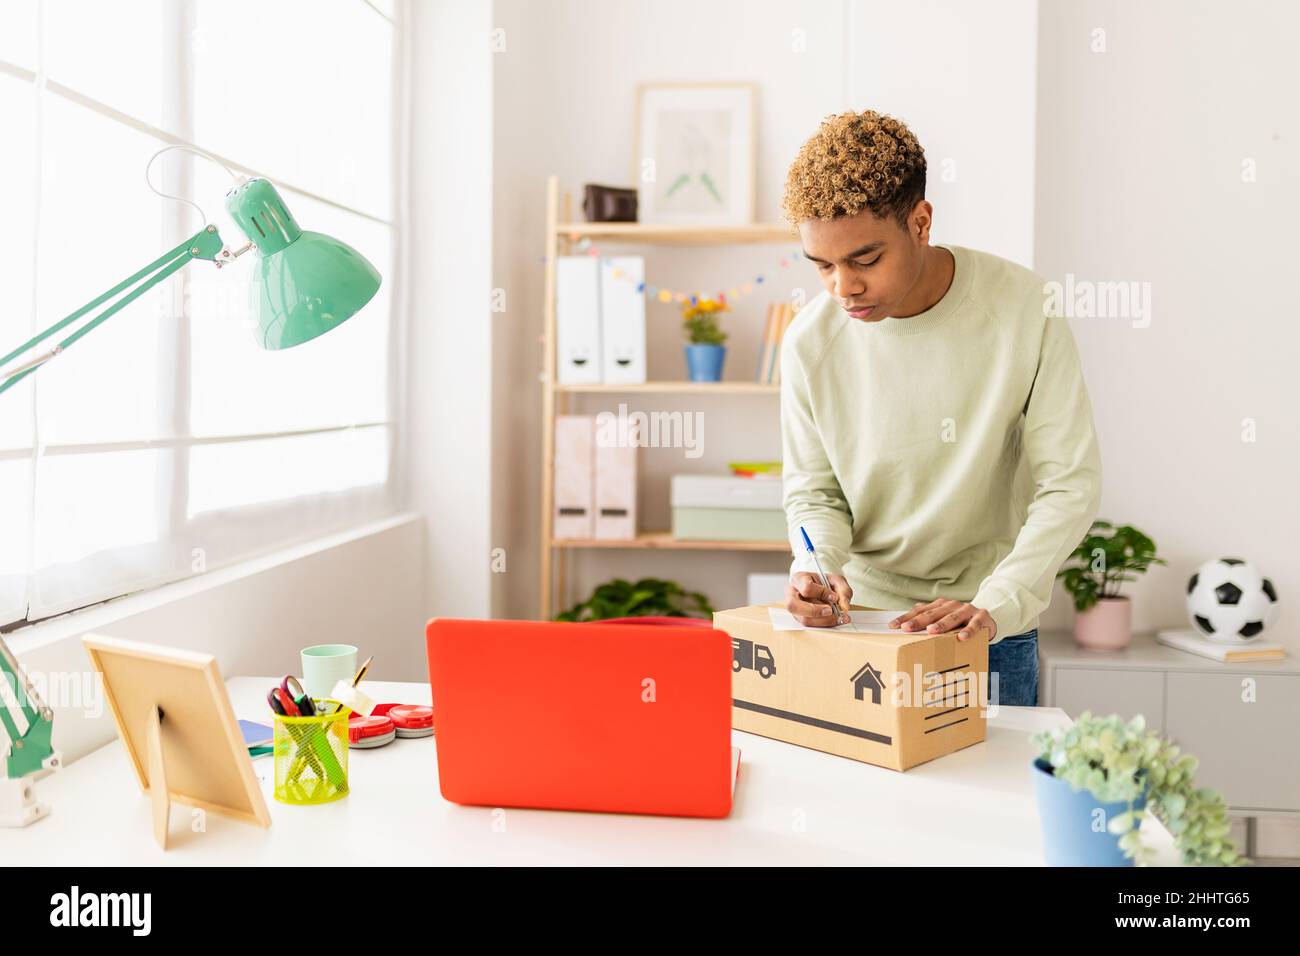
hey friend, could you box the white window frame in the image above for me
[0,0,409,628]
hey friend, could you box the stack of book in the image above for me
[756,302,798,384]
[727,460,781,478]
[1155,628,1287,663]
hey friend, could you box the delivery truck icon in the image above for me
[731,638,776,679]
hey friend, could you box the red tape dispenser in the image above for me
[348,714,396,749]
[383,703,434,738]
[347,703,433,749]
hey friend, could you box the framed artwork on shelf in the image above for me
[634,82,756,226]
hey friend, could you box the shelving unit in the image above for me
[549,531,789,552]
[539,175,791,618]
[554,221,795,245]
[556,382,778,395]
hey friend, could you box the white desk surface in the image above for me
[7,678,1179,866]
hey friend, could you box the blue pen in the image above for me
[799,526,846,625]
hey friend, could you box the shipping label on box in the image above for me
[713,604,991,771]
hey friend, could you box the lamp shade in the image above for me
[225,178,381,350]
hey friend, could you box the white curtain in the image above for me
[0,67,37,627]
[1,0,400,623]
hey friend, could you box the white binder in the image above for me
[553,415,595,539]
[599,256,646,384]
[594,414,638,540]
[556,257,602,384]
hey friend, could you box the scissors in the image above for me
[268,677,327,792]
[268,676,347,797]
[267,676,316,717]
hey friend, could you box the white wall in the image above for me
[405,0,497,621]
[1035,0,1299,858]
[490,0,1039,620]
[11,515,424,764]
[847,0,1038,267]
[1035,0,1299,648]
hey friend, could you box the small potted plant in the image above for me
[1032,712,1242,867]
[556,576,713,622]
[1056,520,1165,650]
[681,297,730,382]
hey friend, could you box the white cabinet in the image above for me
[1164,673,1300,813]
[1052,668,1165,734]
[1039,630,1300,816]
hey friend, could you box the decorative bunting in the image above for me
[568,247,804,306]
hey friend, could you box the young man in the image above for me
[780,110,1102,707]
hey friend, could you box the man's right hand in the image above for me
[785,572,853,627]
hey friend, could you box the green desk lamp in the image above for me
[1,175,382,393]
[0,157,381,825]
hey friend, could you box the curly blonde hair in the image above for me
[782,110,926,227]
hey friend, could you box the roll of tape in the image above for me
[330,680,376,717]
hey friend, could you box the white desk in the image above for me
[6,678,1178,866]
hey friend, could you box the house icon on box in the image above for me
[851,662,884,705]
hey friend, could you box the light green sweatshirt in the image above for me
[781,244,1102,643]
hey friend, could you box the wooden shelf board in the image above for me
[556,381,778,395]
[554,222,796,245]
[551,531,790,552]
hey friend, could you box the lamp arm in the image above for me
[0,225,227,396]
[0,634,56,780]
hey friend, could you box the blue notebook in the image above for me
[238,719,274,749]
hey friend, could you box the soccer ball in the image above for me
[1185,557,1279,643]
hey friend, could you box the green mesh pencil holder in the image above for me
[273,699,350,805]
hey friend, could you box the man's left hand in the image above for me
[889,599,996,643]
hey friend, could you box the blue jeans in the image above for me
[988,628,1039,707]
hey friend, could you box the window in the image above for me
[0,0,401,627]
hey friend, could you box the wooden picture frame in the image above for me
[634,82,756,226]
[82,633,271,849]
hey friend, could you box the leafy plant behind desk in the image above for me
[1056,520,1166,612]
[556,577,714,622]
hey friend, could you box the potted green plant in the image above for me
[1032,712,1242,867]
[1056,520,1165,649]
[681,297,729,382]
[556,577,713,622]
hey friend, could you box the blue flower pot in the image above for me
[684,344,726,382]
[1032,758,1147,866]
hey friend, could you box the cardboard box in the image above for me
[713,604,991,772]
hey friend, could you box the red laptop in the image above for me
[426,617,741,818]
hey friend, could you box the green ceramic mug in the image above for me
[300,644,358,700]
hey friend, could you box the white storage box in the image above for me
[670,475,786,542]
